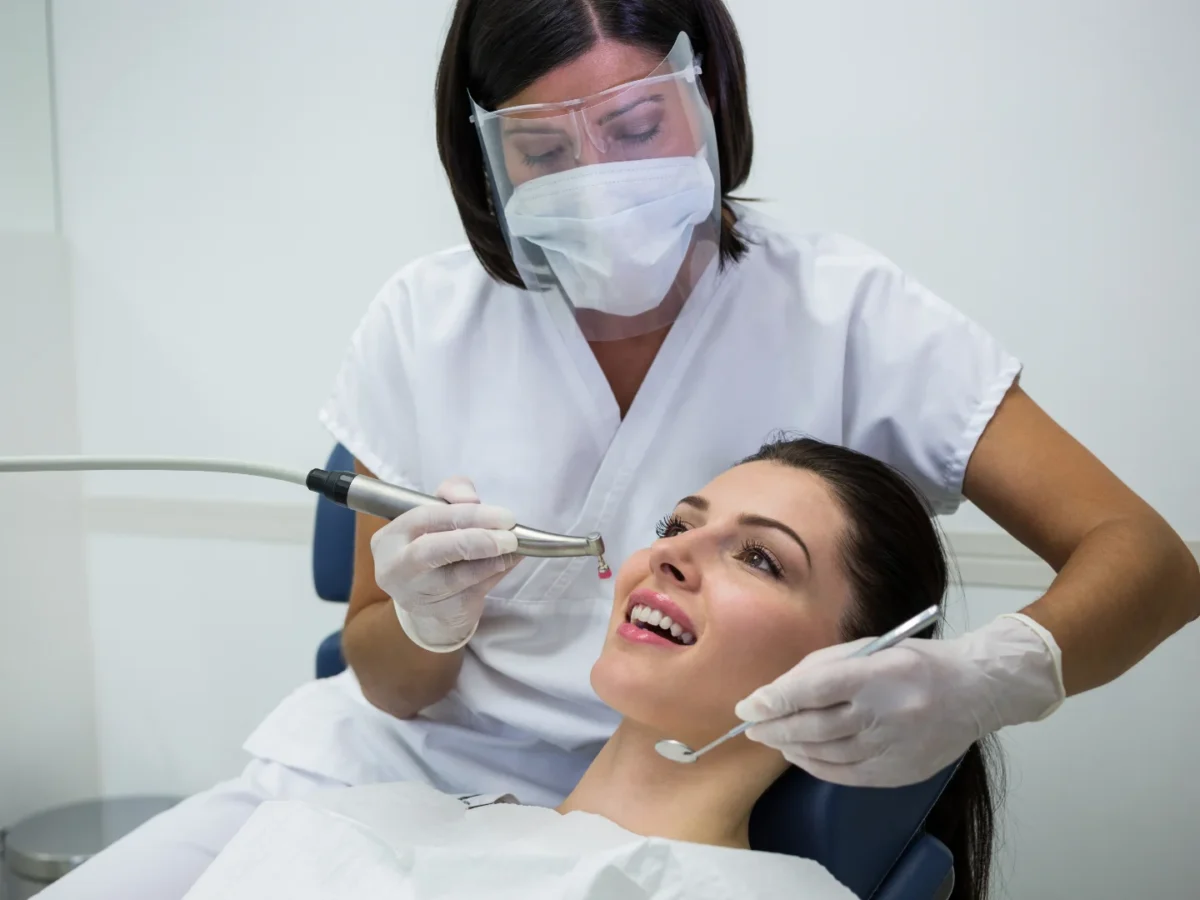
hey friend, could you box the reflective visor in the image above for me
[469,32,722,340]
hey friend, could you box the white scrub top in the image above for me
[244,207,1020,806]
[183,781,857,900]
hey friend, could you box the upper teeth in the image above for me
[629,605,695,644]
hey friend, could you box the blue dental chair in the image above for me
[311,444,958,899]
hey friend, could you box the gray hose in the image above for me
[0,455,309,486]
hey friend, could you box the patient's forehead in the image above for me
[692,462,847,540]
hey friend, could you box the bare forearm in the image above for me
[342,601,464,719]
[1022,513,1200,696]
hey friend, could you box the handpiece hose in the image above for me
[0,455,610,576]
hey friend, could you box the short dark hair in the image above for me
[742,436,1004,900]
[435,0,755,287]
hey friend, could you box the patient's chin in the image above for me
[590,651,730,745]
[592,653,671,727]
[589,651,633,713]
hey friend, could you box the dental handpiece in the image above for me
[0,455,610,577]
[305,467,610,576]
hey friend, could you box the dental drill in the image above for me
[304,466,610,575]
[0,455,611,577]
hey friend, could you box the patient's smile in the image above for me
[625,605,695,645]
[621,588,697,647]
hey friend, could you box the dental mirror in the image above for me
[654,605,942,764]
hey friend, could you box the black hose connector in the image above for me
[306,468,356,506]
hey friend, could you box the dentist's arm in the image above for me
[738,385,1199,788]
[341,460,518,719]
[342,508,460,719]
[963,385,1200,695]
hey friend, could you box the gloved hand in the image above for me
[735,614,1066,787]
[371,476,519,653]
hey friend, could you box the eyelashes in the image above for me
[655,513,687,539]
[653,514,784,579]
[616,123,662,145]
[737,538,783,579]
[521,147,566,167]
[519,126,662,169]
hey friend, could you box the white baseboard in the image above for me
[81,496,1198,593]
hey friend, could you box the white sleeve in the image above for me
[837,254,1021,515]
[318,277,423,490]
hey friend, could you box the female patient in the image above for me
[185,438,1000,899]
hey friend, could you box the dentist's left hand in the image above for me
[734,614,1065,787]
[371,476,519,653]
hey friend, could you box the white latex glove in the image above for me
[735,614,1066,787]
[370,476,519,653]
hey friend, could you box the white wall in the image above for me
[945,586,1200,898]
[41,0,1200,896]
[47,0,447,795]
[0,0,57,233]
[52,0,465,505]
[738,0,1200,537]
[84,532,342,796]
[0,0,99,829]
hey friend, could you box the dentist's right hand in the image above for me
[371,476,519,653]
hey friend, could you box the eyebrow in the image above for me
[677,496,813,568]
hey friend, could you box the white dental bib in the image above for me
[183,781,857,900]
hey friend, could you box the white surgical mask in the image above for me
[503,154,717,318]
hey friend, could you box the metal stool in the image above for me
[2,796,179,898]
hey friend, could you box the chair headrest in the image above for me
[748,762,959,898]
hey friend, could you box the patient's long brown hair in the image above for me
[743,437,1003,900]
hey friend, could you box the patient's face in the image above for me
[591,461,853,748]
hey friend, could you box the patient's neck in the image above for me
[558,719,784,850]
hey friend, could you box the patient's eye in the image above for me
[736,539,783,579]
[655,514,688,539]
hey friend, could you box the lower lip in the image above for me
[617,622,685,648]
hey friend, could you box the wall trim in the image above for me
[82,496,1198,592]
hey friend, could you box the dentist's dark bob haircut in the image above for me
[435,0,755,287]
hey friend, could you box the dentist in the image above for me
[44,1,1199,897]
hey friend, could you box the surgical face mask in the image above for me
[503,153,717,319]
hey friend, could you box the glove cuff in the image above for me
[994,612,1067,722]
[393,600,478,654]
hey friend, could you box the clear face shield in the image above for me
[470,32,722,341]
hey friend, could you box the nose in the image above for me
[648,531,701,590]
[574,135,603,166]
